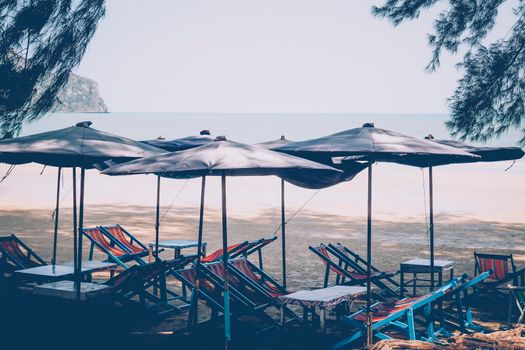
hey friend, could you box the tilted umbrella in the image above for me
[254,135,366,288]
[276,123,479,345]
[102,137,344,346]
[141,129,215,152]
[415,135,524,291]
[0,121,163,298]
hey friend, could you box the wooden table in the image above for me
[148,239,206,260]
[400,258,454,297]
[15,261,117,282]
[278,286,367,333]
[33,280,111,300]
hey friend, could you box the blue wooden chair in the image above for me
[333,275,467,349]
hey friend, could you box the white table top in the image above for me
[149,240,205,249]
[34,281,111,300]
[15,261,116,277]
[279,286,367,307]
[401,258,454,268]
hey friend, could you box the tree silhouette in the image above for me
[0,0,105,138]
[374,0,525,144]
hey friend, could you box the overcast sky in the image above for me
[75,0,516,114]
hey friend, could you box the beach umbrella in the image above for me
[102,137,344,346]
[141,129,215,152]
[276,123,479,345]
[0,121,163,298]
[416,135,524,291]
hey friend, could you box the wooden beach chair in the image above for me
[328,243,400,296]
[172,266,226,327]
[507,285,525,324]
[333,275,466,349]
[474,252,525,295]
[99,225,149,257]
[441,271,492,334]
[82,227,147,268]
[309,244,396,296]
[103,260,172,310]
[201,261,296,331]
[229,258,288,297]
[0,234,46,274]
[201,236,276,269]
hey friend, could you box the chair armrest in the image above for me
[509,268,525,286]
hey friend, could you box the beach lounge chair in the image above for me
[229,258,288,297]
[103,256,197,312]
[474,252,525,294]
[328,243,400,296]
[507,285,525,324]
[201,236,276,269]
[82,227,148,268]
[172,266,226,324]
[99,225,149,257]
[333,275,466,349]
[201,261,298,330]
[441,271,492,334]
[0,234,46,273]
[309,244,397,296]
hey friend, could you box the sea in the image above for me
[1,112,523,224]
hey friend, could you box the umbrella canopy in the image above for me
[103,136,344,346]
[141,129,215,152]
[104,137,344,188]
[0,121,164,298]
[0,121,163,168]
[425,135,524,163]
[277,123,480,166]
[254,135,293,150]
[276,123,480,346]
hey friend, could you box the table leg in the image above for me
[450,268,454,280]
[174,248,181,259]
[438,270,443,287]
[280,304,285,327]
[320,307,326,334]
[413,273,417,296]
[400,271,405,298]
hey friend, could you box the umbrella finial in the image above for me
[425,134,435,140]
[362,123,374,128]
[280,135,286,140]
[200,130,211,135]
[215,136,227,141]
[157,135,165,140]
[76,121,93,128]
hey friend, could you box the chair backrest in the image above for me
[309,244,347,277]
[0,234,46,270]
[100,225,147,254]
[242,236,277,257]
[201,242,247,263]
[474,252,514,281]
[230,258,286,295]
[83,227,129,257]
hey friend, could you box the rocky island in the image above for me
[54,73,108,113]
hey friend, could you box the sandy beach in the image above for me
[1,204,523,339]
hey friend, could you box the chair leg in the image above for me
[407,309,416,340]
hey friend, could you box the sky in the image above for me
[74,1,517,114]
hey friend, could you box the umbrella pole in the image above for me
[366,163,373,347]
[72,168,78,295]
[52,167,62,265]
[221,174,231,348]
[193,175,206,325]
[76,167,86,300]
[429,166,435,291]
[155,176,161,259]
[281,178,286,288]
